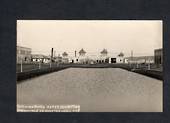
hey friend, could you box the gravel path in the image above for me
[17,68,162,112]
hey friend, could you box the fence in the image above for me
[16,62,61,73]
[16,62,163,81]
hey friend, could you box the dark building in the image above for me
[154,48,163,65]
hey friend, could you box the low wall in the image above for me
[17,66,68,82]
[64,63,132,70]
[132,69,163,80]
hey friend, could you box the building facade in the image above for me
[31,54,50,63]
[109,52,125,64]
[62,52,69,63]
[154,48,163,65]
[116,52,124,63]
[125,56,154,64]
[98,49,109,63]
[17,46,32,64]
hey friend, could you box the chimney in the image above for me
[75,50,77,57]
[51,48,53,59]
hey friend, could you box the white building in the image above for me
[78,48,87,63]
[97,49,109,63]
[116,52,124,63]
[108,52,125,64]
[125,56,154,64]
[70,48,87,64]
[31,54,50,63]
[62,52,69,63]
[124,58,129,64]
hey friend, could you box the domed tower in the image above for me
[62,52,68,57]
[78,48,87,64]
[118,52,124,57]
[79,48,86,56]
[62,52,69,63]
[100,49,108,56]
[100,49,108,63]
[117,52,124,63]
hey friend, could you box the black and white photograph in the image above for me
[16,20,163,112]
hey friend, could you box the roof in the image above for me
[17,46,31,51]
[54,56,62,59]
[79,48,86,54]
[62,52,68,56]
[154,48,162,52]
[31,54,49,59]
[125,56,154,61]
[118,52,124,57]
[100,49,108,54]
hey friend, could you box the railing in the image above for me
[16,62,163,81]
[16,62,60,73]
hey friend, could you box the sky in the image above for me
[17,20,162,57]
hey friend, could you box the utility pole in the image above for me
[54,50,56,57]
[50,48,53,68]
[136,62,139,69]
[75,50,77,57]
[20,58,23,72]
[130,50,133,69]
[39,61,41,69]
[51,48,53,60]
[148,59,151,70]
[131,50,133,61]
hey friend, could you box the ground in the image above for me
[17,68,162,112]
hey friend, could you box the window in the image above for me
[20,50,25,54]
[28,51,31,55]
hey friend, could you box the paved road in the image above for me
[17,68,162,112]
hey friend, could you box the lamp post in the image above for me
[148,60,151,70]
[130,50,133,69]
[20,58,23,72]
[39,61,41,69]
[136,62,139,69]
[50,62,52,68]
[50,48,53,68]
